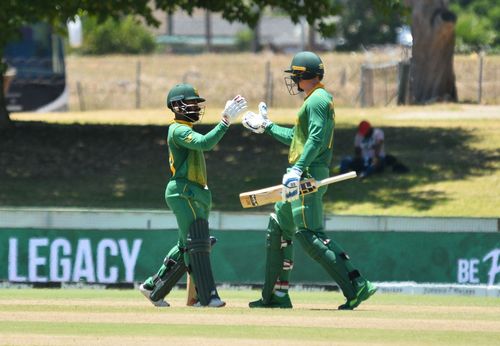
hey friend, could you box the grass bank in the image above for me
[3,104,500,217]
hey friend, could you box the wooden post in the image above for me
[136,61,141,109]
[397,61,410,105]
[360,65,374,107]
[478,51,484,104]
[76,81,85,111]
[264,61,272,105]
[384,70,388,105]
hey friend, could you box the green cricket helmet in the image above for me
[284,51,324,94]
[166,83,206,122]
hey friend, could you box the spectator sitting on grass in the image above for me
[339,120,408,179]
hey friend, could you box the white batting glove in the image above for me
[281,166,302,202]
[222,95,248,124]
[242,102,273,134]
[258,102,272,128]
[242,111,266,134]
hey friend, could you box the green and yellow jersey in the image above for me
[167,120,228,187]
[266,83,335,172]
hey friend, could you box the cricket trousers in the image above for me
[143,179,211,288]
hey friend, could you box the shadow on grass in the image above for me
[325,125,499,212]
[0,122,497,212]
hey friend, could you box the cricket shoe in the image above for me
[338,280,377,310]
[139,283,170,307]
[193,297,226,308]
[249,293,293,309]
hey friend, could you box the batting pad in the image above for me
[150,258,187,302]
[296,229,357,300]
[187,219,218,306]
[262,215,285,303]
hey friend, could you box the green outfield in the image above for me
[0,288,499,345]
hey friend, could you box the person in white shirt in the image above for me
[340,120,386,178]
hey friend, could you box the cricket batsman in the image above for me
[140,83,247,307]
[242,51,377,309]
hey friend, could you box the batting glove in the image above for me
[222,95,248,124]
[242,111,266,134]
[282,166,302,202]
[242,102,273,134]
[258,101,272,128]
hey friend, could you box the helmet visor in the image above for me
[284,76,301,95]
[172,99,205,123]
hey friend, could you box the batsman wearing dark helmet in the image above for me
[243,51,376,310]
[140,83,247,307]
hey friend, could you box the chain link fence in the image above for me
[65,52,500,111]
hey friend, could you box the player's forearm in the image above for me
[265,123,293,145]
[182,123,228,151]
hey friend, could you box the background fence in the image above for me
[65,52,500,111]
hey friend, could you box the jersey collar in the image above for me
[173,119,193,127]
[304,82,325,100]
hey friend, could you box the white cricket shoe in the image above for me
[139,283,170,307]
[193,297,226,308]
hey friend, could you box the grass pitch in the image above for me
[0,288,499,345]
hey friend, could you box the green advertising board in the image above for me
[1,228,499,285]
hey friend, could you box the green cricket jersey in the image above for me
[167,120,228,187]
[266,83,335,171]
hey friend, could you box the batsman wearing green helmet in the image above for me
[243,51,377,310]
[139,83,247,307]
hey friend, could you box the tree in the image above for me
[336,0,404,51]
[451,0,498,53]
[405,0,458,104]
[79,16,156,55]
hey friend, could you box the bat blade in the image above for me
[239,171,356,208]
[239,184,283,208]
[186,274,197,306]
[239,178,318,208]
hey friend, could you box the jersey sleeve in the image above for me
[294,98,331,170]
[265,123,294,145]
[354,133,362,147]
[173,122,228,151]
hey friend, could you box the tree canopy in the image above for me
[451,0,499,52]
[336,0,405,51]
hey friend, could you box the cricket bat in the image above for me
[239,171,357,208]
[186,274,197,306]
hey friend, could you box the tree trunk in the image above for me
[205,10,212,53]
[0,71,12,129]
[307,21,316,51]
[407,0,458,104]
[252,19,261,53]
